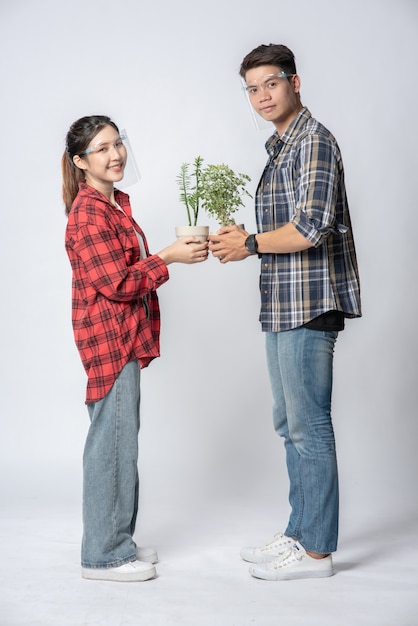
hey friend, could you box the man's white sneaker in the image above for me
[82,560,156,582]
[240,532,294,563]
[249,543,334,581]
[136,546,158,564]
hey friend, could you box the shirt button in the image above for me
[264,263,269,268]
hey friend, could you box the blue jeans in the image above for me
[82,360,140,568]
[265,328,339,554]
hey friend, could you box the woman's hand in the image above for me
[156,237,209,265]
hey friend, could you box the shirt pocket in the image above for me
[115,223,140,265]
[268,162,297,226]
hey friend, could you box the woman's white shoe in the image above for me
[82,559,156,582]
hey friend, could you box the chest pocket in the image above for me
[115,222,140,265]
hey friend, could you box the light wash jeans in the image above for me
[265,328,339,554]
[82,360,140,568]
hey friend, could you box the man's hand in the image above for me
[208,225,251,263]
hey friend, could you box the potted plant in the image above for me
[175,156,209,242]
[200,163,252,227]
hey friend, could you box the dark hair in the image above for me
[239,44,297,78]
[61,115,119,215]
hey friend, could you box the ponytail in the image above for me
[62,150,84,215]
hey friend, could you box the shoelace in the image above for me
[269,544,304,570]
[260,533,292,553]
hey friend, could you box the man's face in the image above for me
[244,65,302,133]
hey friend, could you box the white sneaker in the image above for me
[240,532,294,563]
[249,543,334,581]
[82,560,156,582]
[136,546,158,564]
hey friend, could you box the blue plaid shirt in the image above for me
[256,107,361,332]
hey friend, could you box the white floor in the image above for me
[1,501,417,626]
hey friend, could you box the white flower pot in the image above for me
[175,225,209,243]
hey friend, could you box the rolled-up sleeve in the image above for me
[292,134,347,247]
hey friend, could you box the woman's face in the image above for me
[74,124,127,191]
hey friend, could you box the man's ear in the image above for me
[73,154,87,171]
[292,74,301,94]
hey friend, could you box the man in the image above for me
[208,44,361,581]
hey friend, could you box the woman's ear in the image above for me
[73,154,87,171]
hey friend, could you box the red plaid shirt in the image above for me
[65,183,169,403]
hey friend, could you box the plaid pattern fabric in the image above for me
[255,108,361,332]
[65,183,169,403]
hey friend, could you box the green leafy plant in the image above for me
[176,156,204,226]
[200,163,252,226]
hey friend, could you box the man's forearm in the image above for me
[256,222,313,254]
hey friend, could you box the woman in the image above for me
[63,115,208,582]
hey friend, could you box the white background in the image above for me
[1,1,417,621]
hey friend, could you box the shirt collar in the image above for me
[265,107,312,157]
[78,182,130,212]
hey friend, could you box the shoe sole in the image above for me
[82,565,156,582]
[250,566,334,581]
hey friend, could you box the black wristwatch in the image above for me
[245,234,259,255]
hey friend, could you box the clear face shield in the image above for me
[118,129,141,188]
[241,77,273,131]
[241,72,293,131]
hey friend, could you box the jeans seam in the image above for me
[111,375,120,555]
